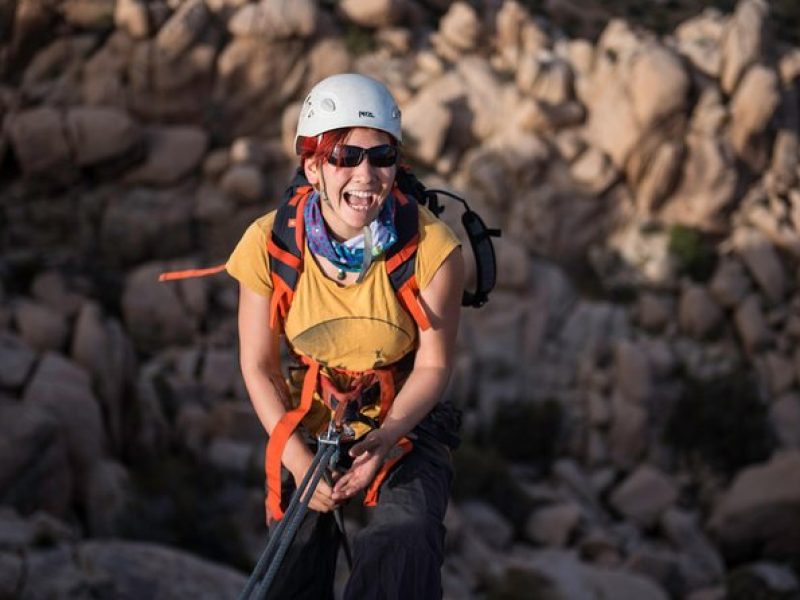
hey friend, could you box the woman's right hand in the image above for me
[288,450,339,513]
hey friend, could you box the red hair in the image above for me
[297,129,350,165]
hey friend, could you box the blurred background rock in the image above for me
[2,0,800,598]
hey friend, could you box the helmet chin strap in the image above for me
[319,168,332,206]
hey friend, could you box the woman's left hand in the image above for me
[331,429,392,501]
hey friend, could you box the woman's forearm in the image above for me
[241,364,313,477]
[379,364,452,446]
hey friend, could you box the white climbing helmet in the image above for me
[294,73,402,154]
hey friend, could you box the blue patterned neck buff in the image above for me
[304,191,398,273]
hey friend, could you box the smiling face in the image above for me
[303,127,397,242]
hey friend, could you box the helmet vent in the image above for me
[321,98,336,112]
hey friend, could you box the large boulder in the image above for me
[155,0,210,61]
[19,539,246,599]
[20,35,94,105]
[679,284,724,339]
[0,400,73,517]
[733,228,786,303]
[0,333,36,390]
[660,89,737,232]
[65,107,141,167]
[13,299,69,353]
[496,549,670,600]
[338,0,409,29]
[71,302,137,452]
[228,0,317,39]
[734,294,771,354]
[4,107,74,179]
[437,2,481,54]
[629,44,690,130]
[661,508,726,588]
[610,465,679,528]
[81,30,134,107]
[719,0,769,94]
[614,340,652,405]
[22,353,108,474]
[123,126,208,186]
[60,0,115,29]
[709,450,800,560]
[114,0,150,38]
[99,186,194,266]
[674,8,726,78]
[213,37,306,138]
[728,65,781,171]
[121,263,205,352]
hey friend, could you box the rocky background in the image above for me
[2,0,800,598]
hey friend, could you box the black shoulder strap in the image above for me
[385,193,419,293]
[269,168,308,291]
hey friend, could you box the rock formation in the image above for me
[2,0,800,598]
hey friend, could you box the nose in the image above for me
[351,153,376,179]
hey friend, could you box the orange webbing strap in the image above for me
[319,373,375,427]
[384,233,419,274]
[398,277,431,331]
[376,370,395,423]
[267,239,302,270]
[364,436,413,507]
[265,359,319,521]
[268,275,294,331]
[393,187,409,206]
[158,264,226,281]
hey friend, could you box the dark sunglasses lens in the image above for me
[366,145,397,167]
[329,145,363,167]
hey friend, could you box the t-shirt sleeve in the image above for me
[225,212,276,296]
[416,205,462,291]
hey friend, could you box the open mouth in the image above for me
[343,190,377,213]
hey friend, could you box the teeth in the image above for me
[344,190,375,211]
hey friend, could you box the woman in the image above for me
[227,73,464,599]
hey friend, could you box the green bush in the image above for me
[664,373,774,477]
[726,566,800,600]
[486,567,560,600]
[344,24,375,56]
[490,400,564,467]
[117,455,252,570]
[452,443,535,529]
[668,224,718,283]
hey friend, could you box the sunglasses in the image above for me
[328,144,399,168]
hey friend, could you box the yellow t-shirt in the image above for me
[226,203,461,372]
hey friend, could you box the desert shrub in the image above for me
[668,224,718,283]
[118,454,252,570]
[664,373,774,477]
[490,399,564,468]
[452,443,534,530]
[726,566,800,600]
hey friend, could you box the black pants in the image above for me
[267,433,454,600]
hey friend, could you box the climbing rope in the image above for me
[239,424,345,600]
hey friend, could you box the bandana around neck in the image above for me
[304,191,398,274]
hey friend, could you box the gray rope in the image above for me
[255,444,336,599]
[238,443,334,600]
